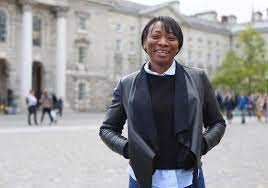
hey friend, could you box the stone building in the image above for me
[0,0,267,111]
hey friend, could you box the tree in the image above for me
[211,50,243,94]
[212,28,268,94]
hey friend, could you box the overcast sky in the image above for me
[129,0,268,23]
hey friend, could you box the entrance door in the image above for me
[32,61,43,100]
[0,59,8,103]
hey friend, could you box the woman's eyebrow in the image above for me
[151,30,161,33]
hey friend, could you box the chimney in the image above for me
[221,15,237,24]
[221,16,228,23]
[252,11,263,22]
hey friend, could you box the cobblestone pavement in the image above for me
[0,113,267,188]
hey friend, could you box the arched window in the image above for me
[0,10,7,42]
[33,16,42,46]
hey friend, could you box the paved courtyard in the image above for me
[0,112,267,188]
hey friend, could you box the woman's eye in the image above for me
[168,37,176,41]
[151,35,159,39]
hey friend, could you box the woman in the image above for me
[99,16,226,188]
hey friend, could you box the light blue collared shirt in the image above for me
[144,60,176,76]
[128,60,194,188]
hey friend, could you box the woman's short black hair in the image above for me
[141,16,183,53]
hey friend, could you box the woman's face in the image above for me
[143,21,179,68]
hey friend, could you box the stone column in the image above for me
[55,7,68,101]
[20,0,33,99]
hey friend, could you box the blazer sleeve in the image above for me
[202,71,226,155]
[99,79,129,158]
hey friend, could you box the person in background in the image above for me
[215,90,224,113]
[26,89,38,125]
[99,16,226,188]
[256,94,265,122]
[40,90,54,125]
[247,95,255,118]
[57,97,63,117]
[224,94,236,124]
[263,95,268,123]
[238,93,249,124]
[51,93,58,123]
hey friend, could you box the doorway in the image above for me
[0,59,8,103]
[32,61,44,100]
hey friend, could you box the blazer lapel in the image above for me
[174,62,191,145]
[175,62,203,156]
[129,65,159,152]
[183,66,203,156]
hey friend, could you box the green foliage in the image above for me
[212,27,268,94]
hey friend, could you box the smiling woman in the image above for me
[99,16,226,188]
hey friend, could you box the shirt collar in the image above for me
[144,60,176,76]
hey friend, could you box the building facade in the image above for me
[0,0,267,111]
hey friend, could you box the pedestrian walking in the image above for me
[57,97,63,117]
[51,93,58,124]
[26,90,38,125]
[99,16,226,188]
[256,94,265,122]
[247,95,255,118]
[263,95,268,123]
[224,94,236,124]
[40,90,54,125]
[238,94,249,124]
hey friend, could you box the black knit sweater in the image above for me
[147,73,195,170]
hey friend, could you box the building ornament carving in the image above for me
[54,6,69,17]
[20,0,36,11]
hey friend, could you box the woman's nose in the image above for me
[158,37,168,46]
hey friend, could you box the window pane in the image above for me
[79,17,86,30]
[129,41,134,51]
[33,16,41,46]
[78,83,85,100]
[115,39,121,51]
[78,47,86,64]
[130,25,135,31]
[114,53,122,75]
[116,24,121,32]
[0,10,6,42]
[197,37,203,43]
[207,53,211,62]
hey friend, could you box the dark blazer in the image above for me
[99,62,226,188]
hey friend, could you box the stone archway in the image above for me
[0,59,8,102]
[32,61,44,100]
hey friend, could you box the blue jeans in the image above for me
[240,108,246,124]
[129,168,206,188]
